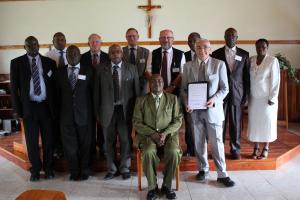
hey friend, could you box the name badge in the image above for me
[235,55,242,61]
[47,70,52,77]
[78,74,86,80]
[139,58,145,63]
[172,68,180,73]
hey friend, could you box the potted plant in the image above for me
[275,53,300,84]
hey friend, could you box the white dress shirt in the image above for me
[67,63,80,78]
[225,46,237,72]
[146,47,186,85]
[44,48,67,66]
[27,54,47,102]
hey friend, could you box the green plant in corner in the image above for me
[275,53,300,84]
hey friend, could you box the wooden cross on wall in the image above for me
[138,0,161,38]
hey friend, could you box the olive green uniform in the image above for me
[133,92,182,190]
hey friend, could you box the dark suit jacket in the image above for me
[94,61,140,127]
[80,50,109,67]
[54,65,93,127]
[184,50,192,62]
[122,46,149,94]
[10,54,56,118]
[212,46,250,105]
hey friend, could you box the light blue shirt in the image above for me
[27,54,47,102]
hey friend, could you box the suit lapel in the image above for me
[104,63,113,90]
[146,93,157,116]
[191,60,199,81]
[136,46,142,63]
[221,47,231,73]
[232,48,242,73]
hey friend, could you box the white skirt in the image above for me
[247,96,278,142]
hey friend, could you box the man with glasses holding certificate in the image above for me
[181,38,235,187]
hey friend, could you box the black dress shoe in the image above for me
[147,189,159,200]
[104,172,117,180]
[44,170,55,179]
[196,171,208,181]
[69,174,80,181]
[231,152,241,160]
[80,174,89,181]
[161,185,177,199]
[121,172,131,180]
[30,172,40,182]
[217,177,235,187]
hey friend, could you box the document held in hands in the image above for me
[188,82,208,110]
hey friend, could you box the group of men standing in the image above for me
[10,27,250,200]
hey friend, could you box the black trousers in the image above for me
[23,101,53,174]
[61,123,91,176]
[223,101,242,154]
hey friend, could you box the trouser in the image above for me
[61,123,91,176]
[140,136,182,191]
[223,101,242,154]
[103,105,131,174]
[23,101,53,174]
[191,110,228,178]
[182,103,194,154]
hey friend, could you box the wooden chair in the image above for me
[15,189,67,200]
[136,148,180,191]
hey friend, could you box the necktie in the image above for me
[92,54,98,66]
[155,95,160,110]
[58,51,65,68]
[129,48,136,65]
[69,67,77,90]
[161,50,168,88]
[31,58,41,95]
[193,53,197,61]
[113,65,120,103]
[198,61,207,81]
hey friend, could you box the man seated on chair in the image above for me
[133,74,182,200]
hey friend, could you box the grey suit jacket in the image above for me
[122,46,149,95]
[181,57,229,125]
[94,61,140,127]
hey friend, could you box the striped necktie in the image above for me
[113,65,120,102]
[31,58,41,95]
[69,67,77,90]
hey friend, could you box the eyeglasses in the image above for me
[159,36,174,40]
[126,35,138,38]
[196,46,210,50]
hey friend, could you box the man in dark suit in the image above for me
[184,32,201,62]
[147,29,186,97]
[94,44,139,180]
[123,28,150,95]
[10,36,56,181]
[212,28,250,160]
[183,32,201,157]
[80,33,109,157]
[55,45,94,181]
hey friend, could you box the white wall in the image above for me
[0,0,299,73]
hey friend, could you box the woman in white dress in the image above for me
[247,39,280,159]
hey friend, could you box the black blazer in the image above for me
[184,50,192,62]
[80,50,109,67]
[10,54,56,118]
[55,65,93,126]
[212,46,250,105]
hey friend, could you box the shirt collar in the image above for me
[151,92,163,99]
[27,54,40,60]
[68,63,80,69]
[128,45,137,50]
[197,56,209,65]
[90,51,101,57]
[161,47,173,54]
[225,45,237,52]
[54,48,66,53]
[111,61,122,68]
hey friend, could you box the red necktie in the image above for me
[92,54,98,66]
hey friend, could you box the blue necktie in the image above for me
[32,58,41,95]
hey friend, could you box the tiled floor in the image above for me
[1,155,300,200]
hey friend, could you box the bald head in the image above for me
[66,45,81,66]
[88,33,102,53]
[224,27,238,48]
[109,44,123,64]
[24,36,39,57]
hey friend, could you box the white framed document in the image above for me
[188,82,208,110]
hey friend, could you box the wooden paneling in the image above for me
[287,69,300,121]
